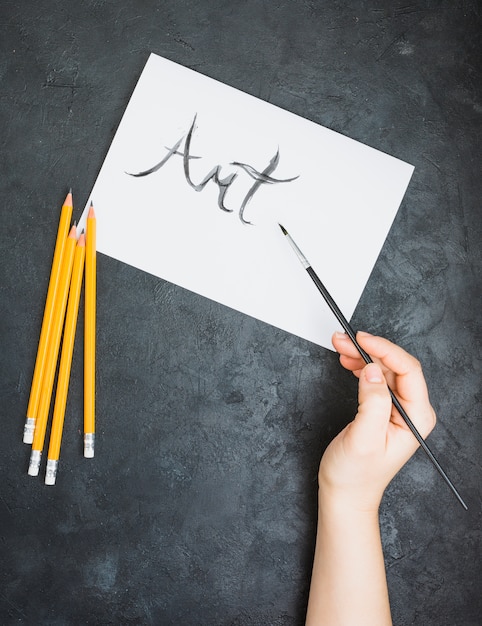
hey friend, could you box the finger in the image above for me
[339,354,364,376]
[333,331,431,406]
[347,363,392,452]
[333,331,436,438]
[332,331,375,375]
[333,332,380,378]
[355,332,436,438]
[355,332,430,405]
[332,331,365,361]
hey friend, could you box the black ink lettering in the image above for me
[127,115,299,224]
[182,116,237,212]
[127,137,184,177]
[232,151,299,224]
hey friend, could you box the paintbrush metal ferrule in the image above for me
[279,224,310,269]
[279,223,467,510]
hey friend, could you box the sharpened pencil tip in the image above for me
[278,224,288,235]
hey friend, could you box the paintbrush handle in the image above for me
[387,389,467,509]
[306,267,371,359]
[305,266,468,510]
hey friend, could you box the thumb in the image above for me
[349,362,393,451]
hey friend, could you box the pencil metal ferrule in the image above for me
[28,449,42,476]
[23,418,35,444]
[45,459,58,486]
[84,433,95,458]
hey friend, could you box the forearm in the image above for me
[305,333,435,624]
[305,494,392,626]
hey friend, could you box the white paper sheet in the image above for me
[78,53,414,350]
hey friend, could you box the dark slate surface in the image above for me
[1,1,480,624]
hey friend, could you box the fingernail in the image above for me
[334,331,349,340]
[365,363,383,383]
[357,330,373,337]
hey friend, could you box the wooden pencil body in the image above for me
[84,208,96,456]
[24,194,72,442]
[28,228,77,475]
[47,236,85,465]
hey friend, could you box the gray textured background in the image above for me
[1,1,480,624]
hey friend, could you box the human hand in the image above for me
[318,331,436,513]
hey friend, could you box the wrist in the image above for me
[318,482,382,518]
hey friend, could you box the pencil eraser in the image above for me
[45,460,58,486]
[23,418,35,444]
[28,450,41,476]
[84,433,95,458]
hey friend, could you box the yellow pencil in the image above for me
[28,225,77,476]
[24,191,73,444]
[45,233,85,485]
[84,203,96,458]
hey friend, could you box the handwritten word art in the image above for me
[127,115,299,224]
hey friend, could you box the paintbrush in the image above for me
[279,224,467,510]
